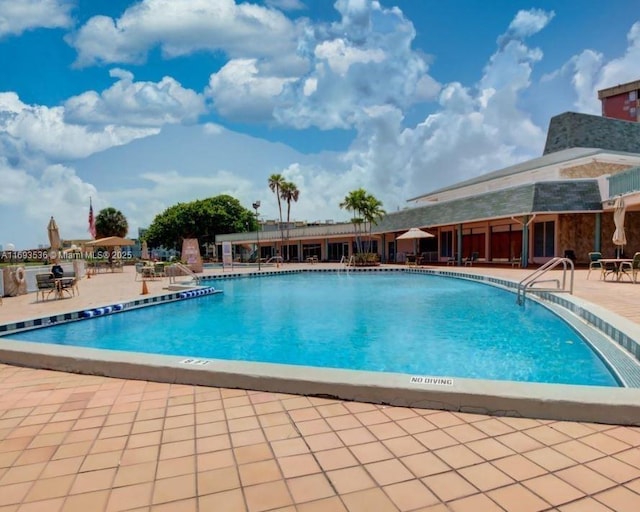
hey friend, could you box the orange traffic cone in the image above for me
[141,279,149,295]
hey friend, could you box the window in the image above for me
[462,232,485,259]
[353,240,378,254]
[302,244,321,260]
[630,90,637,101]
[283,244,298,262]
[327,243,349,261]
[533,221,555,257]
[440,231,453,258]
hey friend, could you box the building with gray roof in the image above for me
[218,112,640,267]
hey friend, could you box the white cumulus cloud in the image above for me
[206,59,294,121]
[333,7,552,211]
[0,92,158,162]
[67,0,300,68]
[314,39,386,76]
[0,0,72,38]
[497,8,555,48]
[0,159,98,247]
[541,21,640,115]
[272,0,436,130]
[65,69,205,127]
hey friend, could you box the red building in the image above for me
[598,79,640,122]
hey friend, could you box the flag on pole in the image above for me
[88,198,96,238]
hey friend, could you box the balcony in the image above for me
[608,166,640,197]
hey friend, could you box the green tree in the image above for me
[362,194,386,252]
[340,189,385,257]
[268,173,286,255]
[95,207,129,239]
[280,181,299,261]
[340,188,368,254]
[144,195,256,252]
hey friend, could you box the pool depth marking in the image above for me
[410,376,454,386]
[180,358,211,366]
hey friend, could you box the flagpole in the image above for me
[87,198,96,278]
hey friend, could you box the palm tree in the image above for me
[95,207,128,238]
[268,173,286,257]
[94,207,129,264]
[280,181,300,261]
[340,188,368,255]
[362,194,386,253]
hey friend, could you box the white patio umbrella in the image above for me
[141,240,149,260]
[612,197,627,257]
[84,236,136,247]
[397,227,435,255]
[396,227,435,240]
[47,216,61,261]
[85,236,136,265]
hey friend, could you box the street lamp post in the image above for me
[252,201,261,271]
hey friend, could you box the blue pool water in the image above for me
[6,272,619,386]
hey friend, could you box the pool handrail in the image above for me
[517,257,574,305]
[168,262,200,285]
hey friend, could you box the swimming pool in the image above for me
[6,272,619,387]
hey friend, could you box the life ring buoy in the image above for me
[13,266,26,285]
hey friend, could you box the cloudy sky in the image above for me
[1,0,639,249]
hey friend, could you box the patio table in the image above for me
[52,278,74,299]
[599,258,633,281]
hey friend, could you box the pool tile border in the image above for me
[0,286,220,335]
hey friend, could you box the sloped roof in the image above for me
[375,181,602,233]
[408,147,602,202]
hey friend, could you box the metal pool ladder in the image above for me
[340,255,355,271]
[516,257,574,305]
[169,262,200,285]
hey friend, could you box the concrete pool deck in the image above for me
[1,264,640,510]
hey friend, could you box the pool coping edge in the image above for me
[1,338,638,426]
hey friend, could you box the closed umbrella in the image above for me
[612,197,627,257]
[47,216,61,261]
[141,240,149,260]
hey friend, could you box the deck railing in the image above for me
[609,166,640,197]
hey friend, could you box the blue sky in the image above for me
[1,0,639,249]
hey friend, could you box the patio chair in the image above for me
[416,252,430,265]
[134,262,144,281]
[135,262,157,280]
[446,253,458,266]
[60,271,79,296]
[464,252,479,266]
[35,273,56,301]
[154,262,166,277]
[587,252,604,280]
[620,252,640,283]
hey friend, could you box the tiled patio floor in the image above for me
[1,365,639,511]
[0,264,639,511]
